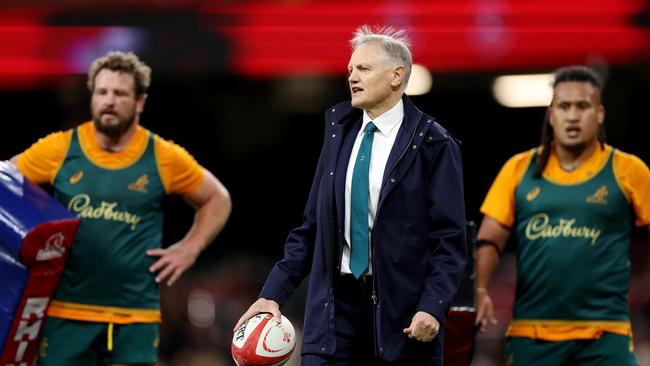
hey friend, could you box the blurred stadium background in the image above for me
[1,1,649,365]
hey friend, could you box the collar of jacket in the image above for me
[324,93,453,207]
[324,94,454,145]
[325,94,420,130]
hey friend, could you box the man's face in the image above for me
[348,43,402,118]
[549,81,604,152]
[90,69,145,140]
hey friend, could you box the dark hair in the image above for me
[533,66,606,178]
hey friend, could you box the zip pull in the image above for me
[371,291,378,305]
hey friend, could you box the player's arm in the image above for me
[9,131,71,184]
[474,216,510,331]
[473,150,531,331]
[475,218,510,331]
[148,169,231,286]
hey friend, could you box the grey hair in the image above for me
[350,24,413,89]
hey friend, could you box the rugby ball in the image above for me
[232,313,296,366]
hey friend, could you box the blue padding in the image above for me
[0,161,76,260]
[0,250,28,352]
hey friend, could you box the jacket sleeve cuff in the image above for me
[417,298,450,325]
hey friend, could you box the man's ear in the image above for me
[597,104,605,125]
[136,94,148,114]
[391,66,406,89]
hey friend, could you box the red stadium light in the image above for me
[0,1,649,88]
[203,0,650,76]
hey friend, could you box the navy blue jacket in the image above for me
[260,95,467,364]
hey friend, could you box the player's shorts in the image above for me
[504,332,638,366]
[36,316,159,366]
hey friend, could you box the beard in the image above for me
[92,109,136,141]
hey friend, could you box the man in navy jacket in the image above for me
[235,25,467,365]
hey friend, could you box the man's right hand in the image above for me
[474,288,497,332]
[233,298,281,332]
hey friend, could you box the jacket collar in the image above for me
[327,94,423,132]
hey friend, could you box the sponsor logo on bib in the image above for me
[68,194,141,230]
[525,213,601,245]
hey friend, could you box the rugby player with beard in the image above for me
[11,51,232,366]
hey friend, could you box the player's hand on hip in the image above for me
[475,288,497,332]
[147,243,199,287]
[234,298,281,332]
[403,311,439,342]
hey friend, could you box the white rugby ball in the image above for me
[231,313,296,366]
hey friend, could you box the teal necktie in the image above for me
[350,122,377,278]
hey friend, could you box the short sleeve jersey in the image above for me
[15,121,205,323]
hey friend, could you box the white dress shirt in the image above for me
[341,99,404,274]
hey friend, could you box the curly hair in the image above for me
[87,51,151,96]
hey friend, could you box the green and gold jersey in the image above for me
[513,148,631,322]
[53,128,165,311]
[480,144,650,340]
[16,122,205,323]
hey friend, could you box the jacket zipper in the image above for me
[371,116,423,358]
[371,232,381,357]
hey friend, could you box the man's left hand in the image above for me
[403,311,440,342]
[147,243,199,286]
